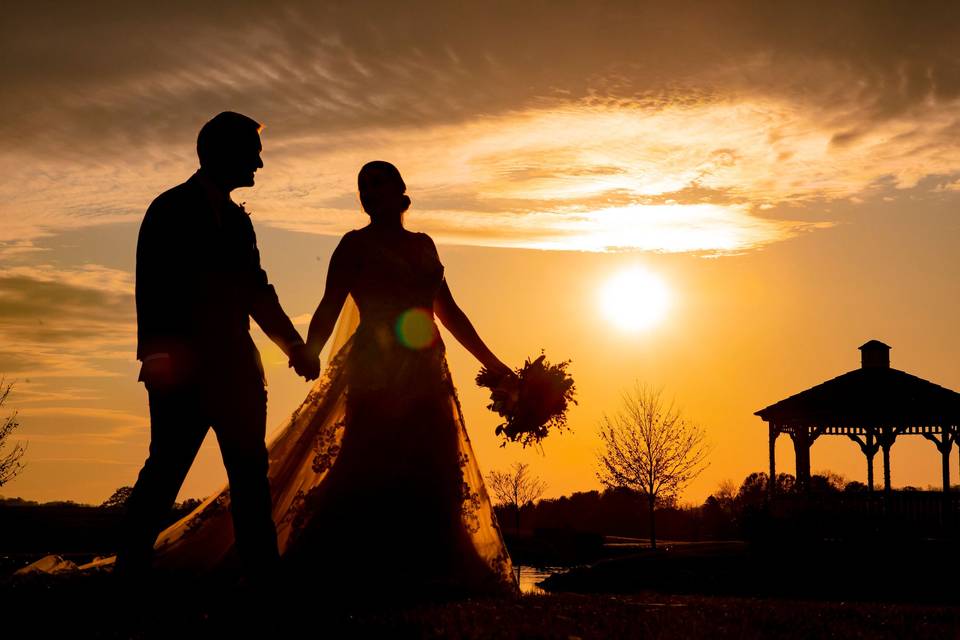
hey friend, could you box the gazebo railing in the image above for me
[769,491,960,536]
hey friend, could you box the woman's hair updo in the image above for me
[358,160,410,216]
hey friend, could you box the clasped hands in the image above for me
[289,343,321,381]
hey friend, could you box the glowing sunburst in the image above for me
[599,266,671,332]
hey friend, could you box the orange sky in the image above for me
[1,2,959,505]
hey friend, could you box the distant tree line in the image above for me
[0,488,204,513]
[0,489,206,554]
[495,470,956,545]
[98,485,203,514]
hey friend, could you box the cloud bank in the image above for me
[2,1,960,253]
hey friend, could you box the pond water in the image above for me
[517,565,566,594]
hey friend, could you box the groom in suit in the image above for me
[116,111,320,582]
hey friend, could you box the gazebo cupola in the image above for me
[755,340,960,497]
[859,340,890,369]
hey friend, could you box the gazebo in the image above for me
[755,340,960,498]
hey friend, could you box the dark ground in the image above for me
[4,547,960,640]
[2,570,959,639]
[540,540,960,605]
[5,504,960,639]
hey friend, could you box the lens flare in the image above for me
[395,307,438,349]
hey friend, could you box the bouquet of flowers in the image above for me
[476,352,576,448]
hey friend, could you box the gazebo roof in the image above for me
[755,342,960,427]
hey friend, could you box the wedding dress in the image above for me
[139,230,516,595]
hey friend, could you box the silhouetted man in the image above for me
[116,111,319,582]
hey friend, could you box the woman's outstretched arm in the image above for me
[434,279,512,378]
[305,236,353,360]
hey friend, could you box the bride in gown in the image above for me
[139,160,517,596]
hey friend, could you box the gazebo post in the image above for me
[791,426,812,492]
[943,443,951,493]
[768,422,778,499]
[847,430,879,492]
[922,427,954,493]
[921,426,956,528]
[939,429,951,494]
[880,428,893,495]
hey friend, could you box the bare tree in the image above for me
[487,462,547,533]
[596,383,710,550]
[0,379,26,486]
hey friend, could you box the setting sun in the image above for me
[599,266,671,332]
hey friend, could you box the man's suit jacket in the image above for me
[135,170,302,387]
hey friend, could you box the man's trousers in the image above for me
[116,375,279,578]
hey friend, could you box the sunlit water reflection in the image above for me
[517,566,565,594]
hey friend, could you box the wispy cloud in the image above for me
[15,408,146,447]
[12,385,104,404]
[26,458,139,466]
[0,264,135,379]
